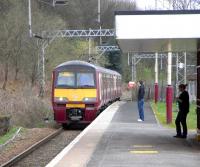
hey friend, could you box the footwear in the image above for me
[137,119,143,122]
[173,135,182,138]
[181,135,187,139]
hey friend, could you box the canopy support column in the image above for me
[155,52,159,103]
[166,43,173,124]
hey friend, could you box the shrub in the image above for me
[0,85,53,128]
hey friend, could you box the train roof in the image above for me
[55,60,121,76]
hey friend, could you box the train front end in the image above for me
[52,62,98,126]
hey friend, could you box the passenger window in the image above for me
[56,72,75,87]
[77,73,95,87]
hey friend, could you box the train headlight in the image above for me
[82,97,97,103]
[54,97,68,103]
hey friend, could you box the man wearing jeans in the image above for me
[137,80,145,122]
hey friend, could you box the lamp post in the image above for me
[98,0,100,23]
[28,0,32,37]
[28,0,68,97]
[98,0,102,44]
[28,0,68,37]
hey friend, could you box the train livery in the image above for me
[52,60,122,127]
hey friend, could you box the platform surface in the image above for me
[47,101,200,167]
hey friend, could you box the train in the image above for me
[52,60,122,127]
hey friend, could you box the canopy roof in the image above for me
[115,10,200,53]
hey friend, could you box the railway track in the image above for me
[1,128,63,167]
[1,127,81,167]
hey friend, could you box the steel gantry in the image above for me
[93,45,120,63]
[36,29,115,97]
[28,0,116,97]
[128,53,169,82]
[175,52,187,96]
[127,52,194,103]
[96,45,120,52]
[41,29,115,39]
[37,36,57,97]
[127,52,190,80]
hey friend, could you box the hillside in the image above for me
[0,0,136,127]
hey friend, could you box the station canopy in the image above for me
[115,10,200,53]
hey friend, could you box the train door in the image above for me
[109,75,111,101]
[103,74,106,104]
[116,76,119,97]
[98,73,102,103]
[119,76,122,96]
[114,75,117,98]
[106,74,108,103]
[111,75,114,100]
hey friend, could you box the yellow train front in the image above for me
[52,60,122,127]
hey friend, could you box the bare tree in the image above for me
[170,0,200,9]
[0,22,13,90]
[101,0,136,28]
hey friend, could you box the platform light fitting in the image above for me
[53,0,68,6]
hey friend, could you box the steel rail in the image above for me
[1,128,63,167]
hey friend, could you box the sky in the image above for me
[110,0,171,10]
[136,0,156,9]
[136,0,171,10]
[113,0,200,10]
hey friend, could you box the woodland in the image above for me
[0,0,198,127]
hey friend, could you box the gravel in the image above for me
[0,127,81,167]
[0,128,56,165]
[12,130,81,167]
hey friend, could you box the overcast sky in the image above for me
[110,0,171,10]
[136,0,170,10]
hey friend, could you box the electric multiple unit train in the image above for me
[52,60,122,127]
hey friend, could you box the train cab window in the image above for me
[77,73,95,88]
[56,72,75,87]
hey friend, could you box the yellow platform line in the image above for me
[130,150,158,154]
[133,145,153,148]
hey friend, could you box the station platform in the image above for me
[46,101,200,167]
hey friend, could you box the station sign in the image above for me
[128,81,136,89]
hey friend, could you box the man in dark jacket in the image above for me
[137,80,145,122]
[174,84,190,139]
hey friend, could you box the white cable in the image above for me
[0,127,22,149]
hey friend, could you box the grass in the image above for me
[150,101,197,130]
[0,127,19,145]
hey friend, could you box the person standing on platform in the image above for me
[174,84,190,139]
[137,80,145,122]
